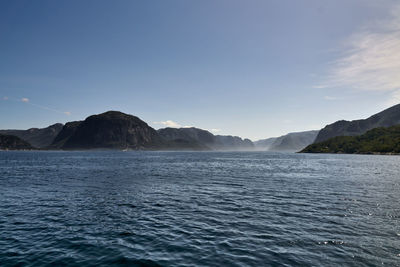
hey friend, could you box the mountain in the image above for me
[301,125,400,154]
[2,111,256,151]
[214,135,254,150]
[51,111,164,150]
[157,127,254,150]
[0,134,35,150]
[255,130,319,152]
[0,123,63,148]
[157,127,212,150]
[158,127,214,146]
[314,104,400,143]
[269,130,319,151]
[50,121,82,148]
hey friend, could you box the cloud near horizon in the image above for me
[317,4,400,104]
[153,120,221,132]
[153,120,182,128]
[153,120,194,128]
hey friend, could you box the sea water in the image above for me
[0,151,399,266]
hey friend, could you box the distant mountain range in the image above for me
[0,111,320,151]
[0,123,63,148]
[0,111,254,151]
[255,130,319,152]
[2,103,400,152]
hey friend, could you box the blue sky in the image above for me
[1,0,399,140]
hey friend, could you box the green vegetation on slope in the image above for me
[314,103,400,143]
[300,125,400,154]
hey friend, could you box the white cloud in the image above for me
[154,120,182,128]
[64,111,71,116]
[318,4,400,93]
[153,121,219,132]
[21,97,29,103]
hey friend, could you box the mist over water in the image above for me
[1,151,399,266]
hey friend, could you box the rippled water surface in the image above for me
[1,151,400,266]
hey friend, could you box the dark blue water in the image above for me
[0,151,399,266]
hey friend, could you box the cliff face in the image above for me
[0,123,63,148]
[314,104,400,143]
[52,111,163,150]
[0,134,35,150]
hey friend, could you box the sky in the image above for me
[1,0,400,140]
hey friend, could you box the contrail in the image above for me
[2,96,71,115]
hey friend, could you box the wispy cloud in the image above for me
[316,4,400,102]
[21,97,29,103]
